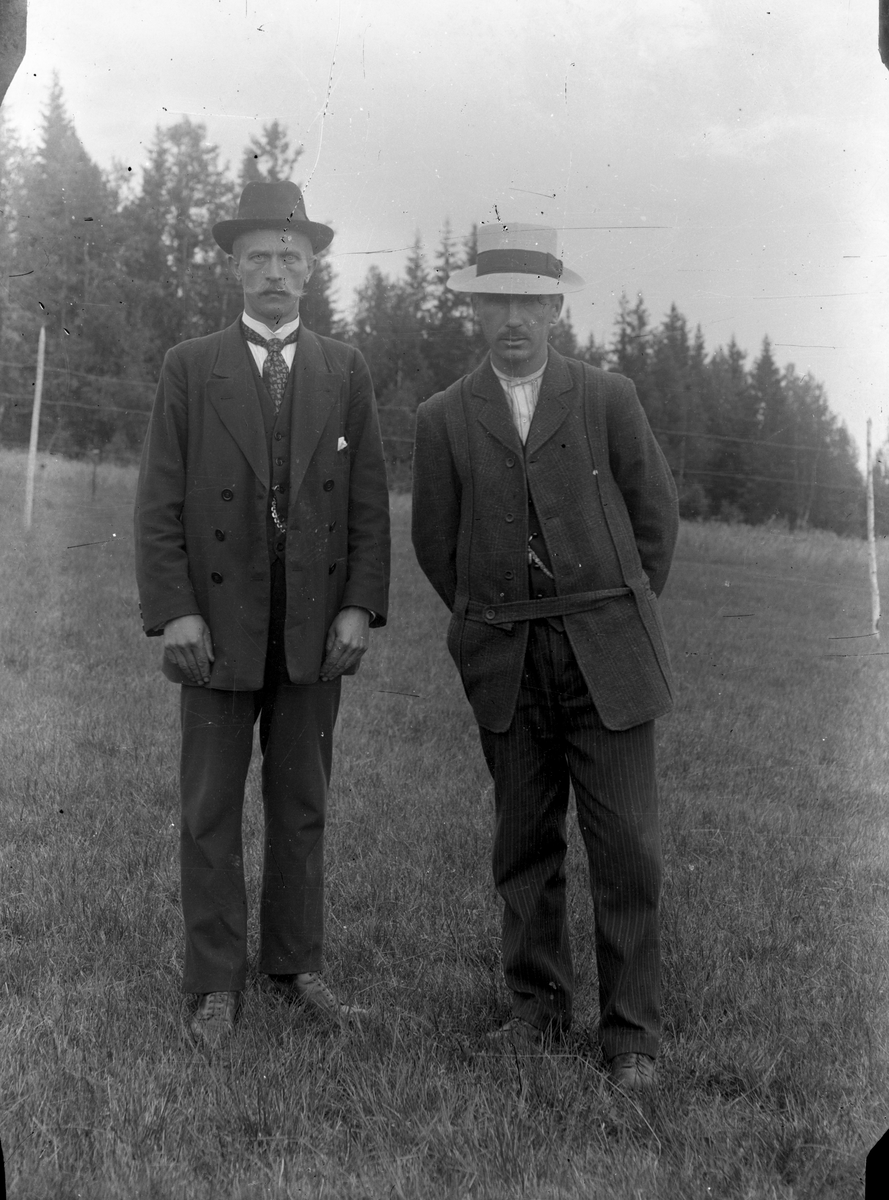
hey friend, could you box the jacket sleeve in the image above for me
[133,346,201,635]
[411,396,461,611]
[605,375,679,597]
[340,347,391,625]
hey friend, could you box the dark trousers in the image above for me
[178,561,341,994]
[478,622,662,1059]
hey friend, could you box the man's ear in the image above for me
[228,253,241,283]
[551,294,564,319]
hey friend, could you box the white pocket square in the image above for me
[337,437,348,452]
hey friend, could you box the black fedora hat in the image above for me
[213,181,333,254]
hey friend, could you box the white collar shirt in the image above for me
[241,311,300,373]
[492,358,548,445]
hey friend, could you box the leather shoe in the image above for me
[485,1017,550,1054]
[188,991,240,1047]
[266,972,369,1024]
[608,1052,657,1091]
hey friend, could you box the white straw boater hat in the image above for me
[446,222,585,294]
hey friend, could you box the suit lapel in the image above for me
[472,359,524,454]
[525,350,572,456]
[289,327,339,499]
[206,321,269,487]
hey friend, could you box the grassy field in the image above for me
[1,447,888,1199]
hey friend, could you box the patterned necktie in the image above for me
[242,323,299,413]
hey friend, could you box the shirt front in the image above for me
[241,311,300,374]
[492,357,547,445]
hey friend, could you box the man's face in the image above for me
[230,229,315,328]
[472,292,563,376]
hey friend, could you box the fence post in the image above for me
[89,447,101,499]
[23,324,46,530]
[867,418,880,640]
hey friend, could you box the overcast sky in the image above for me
[4,0,887,463]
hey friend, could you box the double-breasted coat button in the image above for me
[221,488,234,501]
[484,608,496,620]
[505,513,515,522]
[323,479,335,492]
[211,572,223,584]
[505,570,514,580]
[214,529,225,541]
[506,456,515,467]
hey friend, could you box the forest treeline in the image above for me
[0,82,878,535]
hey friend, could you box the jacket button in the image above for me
[274,482,287,492]
[505,570,514,580]
[215,529,225,541]
[328,520,336,532]
[275,457,285,466]
[328,562,337,574]
[274,431,283,441]
[211,572,223,584]
[484,608,496,620]
[276,541,285,554]
[221,488,234,501]
[323,479,335,492]
[506,456,515,467]
[505,513,514,522]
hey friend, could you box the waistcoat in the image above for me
[244,342,296,564]
[524,411,561,628]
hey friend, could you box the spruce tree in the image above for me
[425,220,479,389]
[14,76,126,453]
[705,338,755,521]
[239,120,301,185]
[746,338,792,523]
[119,117,238,369]
[610,293,653,413]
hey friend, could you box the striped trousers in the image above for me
[478,621,662,1060]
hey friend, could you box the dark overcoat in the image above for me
[411,349,678,732]
[134,320,390,690]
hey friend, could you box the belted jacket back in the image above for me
[134,320,390,690]
[411,350,678,732]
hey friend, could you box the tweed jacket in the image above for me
[134,319,390,690]
[411,350,678,732]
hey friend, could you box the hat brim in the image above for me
[213,217,334,255]
[446,265,585,294]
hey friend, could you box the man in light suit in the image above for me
[411,223,678,1090]
[135,181,390,1045]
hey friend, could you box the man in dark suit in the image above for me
[135,181,390,1045]
[411,223,678,1091]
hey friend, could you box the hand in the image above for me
[320,607,370,681]
[163,614,215,686]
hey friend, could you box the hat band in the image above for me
[476,249,563,279]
